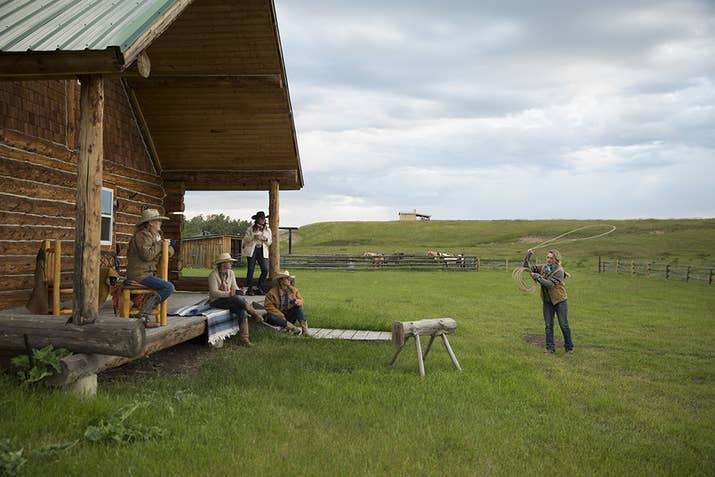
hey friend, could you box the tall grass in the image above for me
[1,270,713,475]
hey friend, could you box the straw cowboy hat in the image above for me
[137,208,169,226]
[274,270,293,279]
[213,252,237,266]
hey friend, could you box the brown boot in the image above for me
[247,304,263,323]
[239,320,252,347]
[300,321,308,336]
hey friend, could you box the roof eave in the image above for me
[0,47,124,79]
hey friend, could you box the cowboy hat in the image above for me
[273,270,293,279]
[213,252,237,266]
[137,208,169,226]
[251,211,268,220]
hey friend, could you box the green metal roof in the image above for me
[0,0,177,53]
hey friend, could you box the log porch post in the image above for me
[71,75,104,325]
[268,179,280,278]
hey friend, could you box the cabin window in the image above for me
[100,188,114,245]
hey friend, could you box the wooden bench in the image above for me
[119,240,170,326]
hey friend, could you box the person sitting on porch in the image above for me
[242,210,271,295]
[264,270,307,336]
[126,209,175,327]
[208,252,264,347]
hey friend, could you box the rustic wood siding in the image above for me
[181,236,242,269]
[0,79,168,310]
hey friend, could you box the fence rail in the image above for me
[281,254,526,271]
[599,258,715,284]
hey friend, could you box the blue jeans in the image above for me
[543,300,573,352]
[210,296,248,323]
[246,247,268,289]
[266,306,305,328]
[139,275,174,302]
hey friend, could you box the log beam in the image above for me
[71,75,104,325]
[46,317,206,386]
[269,180,280,278]
[392,318,457,349]
[0,315,145,358]
[161,170,299,191]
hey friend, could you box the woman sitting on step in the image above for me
[264,270,307,336]
[208,252,264,346]
[126,209,175,328]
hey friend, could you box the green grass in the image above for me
[1,270,713,475]
[283,219,715,264]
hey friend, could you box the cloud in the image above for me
[186,1,715,224]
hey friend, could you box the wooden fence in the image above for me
[280,254,524,271]
[599,258,715,284]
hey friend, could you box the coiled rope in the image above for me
[512,225,617,293]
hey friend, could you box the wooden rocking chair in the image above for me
[119,240,170,326]
[44,239,72,316]
[44,240,123,316]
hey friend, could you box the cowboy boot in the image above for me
[239,319,252,347]
[246,304,264,323]
[285,321,302,336]
[136,292,161,328]
[300,320,308,336]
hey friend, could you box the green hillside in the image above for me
[282,219,715,265]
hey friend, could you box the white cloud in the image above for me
[186,1,715,224]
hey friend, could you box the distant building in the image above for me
[399,209,431,221]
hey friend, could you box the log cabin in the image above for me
[0,0,303,316]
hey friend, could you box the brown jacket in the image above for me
[264,284,303,320]
[126,228,174,281]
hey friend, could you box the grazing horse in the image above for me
[426,250,466,268]
[363,252,385,268]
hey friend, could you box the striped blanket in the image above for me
[170,298,238,347]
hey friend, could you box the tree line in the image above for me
[182,214,252,238]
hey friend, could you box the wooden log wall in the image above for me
[0,79,169,310]
[163,180,185,281]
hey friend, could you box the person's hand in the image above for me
[230,289,236,297]
[531,272,540,280]
[527,248,534,255]
[294,298,304,307]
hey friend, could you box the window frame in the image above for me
[100,187,114,246]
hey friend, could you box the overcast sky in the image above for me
[186,0,715,227]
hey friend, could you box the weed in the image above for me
[11,345,71,385]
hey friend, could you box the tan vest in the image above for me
[540,264,568,305]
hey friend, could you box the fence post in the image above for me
[665,264,671,280]
[646,262,651,277]
[631,260,635,275]
[685,266,691,282]
[505,258,509,271]
[598,256,601,273]
[476,258,480,272]
[616,259,620,274]
[709,268,713,285]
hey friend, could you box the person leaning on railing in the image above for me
[126,209,175,327]
[208,252,264,347]
[523,248,574,354]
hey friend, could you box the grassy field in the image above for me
[1,269,713,476]
[282,219,715,264]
